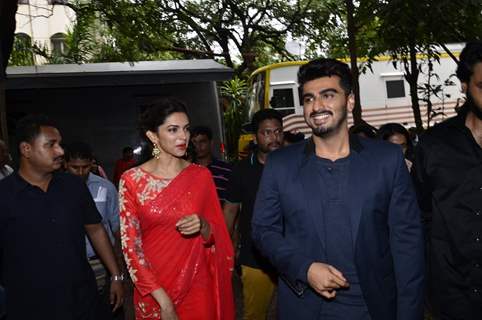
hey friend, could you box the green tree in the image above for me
[8,33,34,66]
[221,77,248,160]
[93,0,322,76]
[341,0,381,125]
[307,0,382,125]
[378,0,482,132]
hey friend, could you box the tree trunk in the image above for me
[345,0,363,125]
[0,0,18,144]
[1,0,18,77]
[439,42,458,64]
[408,41,423,132]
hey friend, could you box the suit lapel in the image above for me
[299,156,326,250]
[345,150,367,248]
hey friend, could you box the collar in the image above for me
[250,152,264,166]
[86,172,96,185]
[11,171,31,194]
[447,104,469,130]
[443,104,481,141]
[12,170,63,194]
[303,134,363,157]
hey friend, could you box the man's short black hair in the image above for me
[15,114,57,149]
[298,58,353,99]
[456,41,482,83]
[64,141,93,162]
[349,123,377,139]
[191,126,213,140]
[251,109,283,133]
[283,131,305,144]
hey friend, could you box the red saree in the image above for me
[119,164,234,319]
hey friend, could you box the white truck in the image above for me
[244,44,464,139]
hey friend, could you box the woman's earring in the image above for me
[152,143,161,159]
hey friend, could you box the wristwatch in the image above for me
[111,274,125,281]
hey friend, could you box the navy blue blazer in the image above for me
[252,136,424,320]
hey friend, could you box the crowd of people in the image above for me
[0,40,481,320]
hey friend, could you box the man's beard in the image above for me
[310,107,348,137]
[466,92,482,120]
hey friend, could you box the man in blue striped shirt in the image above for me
[191,126,232,204]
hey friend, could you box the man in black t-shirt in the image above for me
[224,109,284,320]
[0,115,123,320]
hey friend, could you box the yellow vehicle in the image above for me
[239,48,465,158]
[239,61,307,158]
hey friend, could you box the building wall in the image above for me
[358,54,462,110]
[15,0,75,63]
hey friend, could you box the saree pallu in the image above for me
[119,165,234,319]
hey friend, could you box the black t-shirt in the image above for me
[0,172,102,320]
[225,153,273,271]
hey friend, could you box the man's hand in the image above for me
[307,262,349,299]
[110,279,124,311]
[223,202,240,237]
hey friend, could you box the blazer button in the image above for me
[473,288,479,294]
[476,211,481,216]
[475,263,481,268]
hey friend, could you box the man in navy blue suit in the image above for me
[252,58,424,320]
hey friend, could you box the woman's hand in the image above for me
[160,307,178,320]
[176,214,210,240]
[151,288,178,320]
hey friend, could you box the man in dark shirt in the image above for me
[413,41,482,319]
[191,125,232,204]
[224,109,283,320]
[0,115,123,320]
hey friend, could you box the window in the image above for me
[270,88,295,117]
[18,0,29,4]
[247,72,266,119]
[48,0,68,4]
[15,33,31,45]
[50,33,67,55]
[386,80,406,99]
[9,33,34,66]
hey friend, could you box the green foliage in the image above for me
[315,0,381,60]
[8,34,34,66]
[417,61,458,127]
[92,0,325,76]
[221,77,248,160]
[8,0,481,131]
[376,0,482,131]
[12,0,183,65]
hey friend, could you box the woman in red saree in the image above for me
[119,98,234,320]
